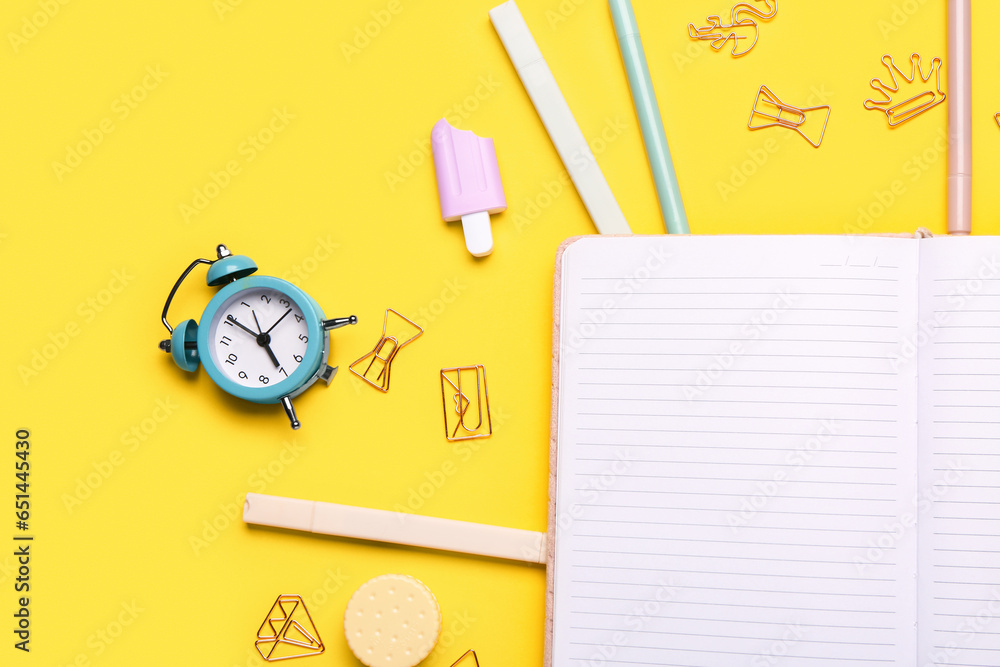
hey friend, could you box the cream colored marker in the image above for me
[243,492,547,564]
[489,0,632,235]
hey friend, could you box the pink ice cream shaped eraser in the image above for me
[431,118,507,257]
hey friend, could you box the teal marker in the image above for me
[609,0,689,234]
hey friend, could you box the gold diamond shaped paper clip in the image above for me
[864,53,946,127]
[450,650,480,667]
[254,594,324,662]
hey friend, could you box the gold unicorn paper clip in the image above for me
[688,1,777,57]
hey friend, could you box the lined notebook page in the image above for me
[917,237,1000,666]
[552,236,919,667]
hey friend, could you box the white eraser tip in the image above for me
[462,211,494,257]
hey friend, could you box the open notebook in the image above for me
[548,235,1000,667]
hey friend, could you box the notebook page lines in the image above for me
[552,236,919,667]
[917,239,1000,667]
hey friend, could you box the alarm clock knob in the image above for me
[322,315,358,331]
[320,365,339,385]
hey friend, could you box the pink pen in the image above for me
[431,118,507,257]
[948,0,971,235]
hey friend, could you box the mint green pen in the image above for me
[609,0,689,234]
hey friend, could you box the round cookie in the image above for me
[344,574,442,667]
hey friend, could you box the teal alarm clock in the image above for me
[158,244,356,429]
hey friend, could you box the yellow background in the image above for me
[2,0,998,665]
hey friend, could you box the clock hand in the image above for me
[228,314,280,368]
[251,310,281,367]
[227,315,258,337]
[250,309,283,368]
[262,342,281,368]
[264,307,293,334]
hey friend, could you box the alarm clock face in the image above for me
[207,287,312,389]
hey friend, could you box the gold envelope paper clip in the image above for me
[349,309,423,392]
[254,595,324,662]
[748,85,830,148]
[441,366,492,441]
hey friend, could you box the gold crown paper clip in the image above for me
[440,366,492,441]
[349,308,423,392]
[748,85,831,148]
[864,53,946,127]
[688,1,777,57]
[254,595,324,662]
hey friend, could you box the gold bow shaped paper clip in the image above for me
[748,85,831,148]
[349,309,424,392]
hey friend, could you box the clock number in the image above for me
[241,301,250,308]
[294,314,304,323]
[260,294,271,304]
[299,334,308,343]
[220,336,232,346]
[225,353,238,365]
[238,371,248,379]
[224,318,235,327]
[280,298,290,307]
[293,354,303,363]
[259,375,270,385]
[279,367,288,377]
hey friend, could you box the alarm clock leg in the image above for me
[280,396,301,430]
